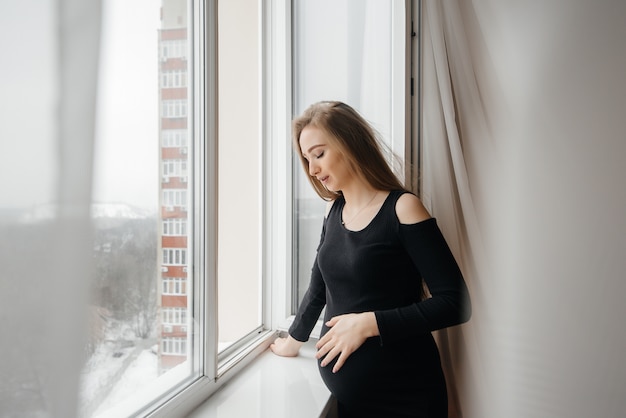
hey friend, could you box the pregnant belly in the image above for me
[317,336,446,414]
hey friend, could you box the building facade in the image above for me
[158,0,189,373]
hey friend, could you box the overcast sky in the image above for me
[0,0,161,211]
[92,0,162,210]
[0,1,56,209]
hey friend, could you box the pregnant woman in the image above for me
[271,101,471,418]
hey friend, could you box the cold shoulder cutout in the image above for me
[395,191,431,224]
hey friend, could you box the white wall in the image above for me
[459,1,626,416]
[218,0,261,344]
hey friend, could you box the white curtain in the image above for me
[422,1,498,416]
[423,1,626,417]
[0,1,102,417]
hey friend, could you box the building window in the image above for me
[162,99,187,118]
[162,189,187,208]
[163,248,187,265]
[160,39,187,60]
[162,277,187,295]
[162,159,187,177]
[162,129,188,147]
[161,337,187,355]
[161,69,187,88]
[163,218,187,236]
[162,307,187,325]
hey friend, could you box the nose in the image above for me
[308,159,319,177]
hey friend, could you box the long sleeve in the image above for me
[288,221,327,342]
[374,218,471,345]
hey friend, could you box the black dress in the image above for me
[289,190,471,418]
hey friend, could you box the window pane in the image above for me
[81,0,198,416]
[217,0,262,352]
[292,0,405,309]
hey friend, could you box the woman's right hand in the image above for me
[270,334,304,357]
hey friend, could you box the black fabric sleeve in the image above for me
[374,218,471,345]
[288,222,327,342]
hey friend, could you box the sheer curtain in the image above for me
[0,1,101,417]
[421,0,506,417]
[422,1,626,417]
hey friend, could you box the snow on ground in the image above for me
[91,349,159,416]
[79,318,159,417]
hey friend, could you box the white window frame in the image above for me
[144,1,293,416]
[142,1,412,416]
[144,0,418,417]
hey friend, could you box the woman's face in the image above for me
[299,125,352,192]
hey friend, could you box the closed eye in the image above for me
[314,151,325,159]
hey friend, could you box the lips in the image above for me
[318,176,329,183]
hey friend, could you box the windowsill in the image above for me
[186,339,332,418]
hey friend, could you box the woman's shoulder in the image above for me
[394,191,431,224]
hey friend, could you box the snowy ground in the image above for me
[79,320,159,417]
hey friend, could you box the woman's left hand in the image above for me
[315,312,379,373]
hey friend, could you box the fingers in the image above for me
[315,333,330,350]
[320,345,341,368]
[315,329,353,373]
[315,337,334,361]
[315,314,342,350]
[332,351,349,374]
[314,313,371,373]
[325,316,339,327]
[317,339,351,373]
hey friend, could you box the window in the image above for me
[83,0,200,416]
[80,0,285,416]
[162,99,188,118]
[161,70,188,88]
[162,307,187,325]
[163,248,187,265]
[161,337,187,355]
[162,189,188,208]
[162,159,188,177]
[74,0,415,415]
[291,0,411,311]
[162,129,188,147]
[160,39,187,60]
[162,277,187,295]
[163,218,187,235]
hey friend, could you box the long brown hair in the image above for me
[292,101,406,200]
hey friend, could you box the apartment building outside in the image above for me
[157,0,189,373]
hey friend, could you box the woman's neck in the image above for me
[341,182,380,207]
